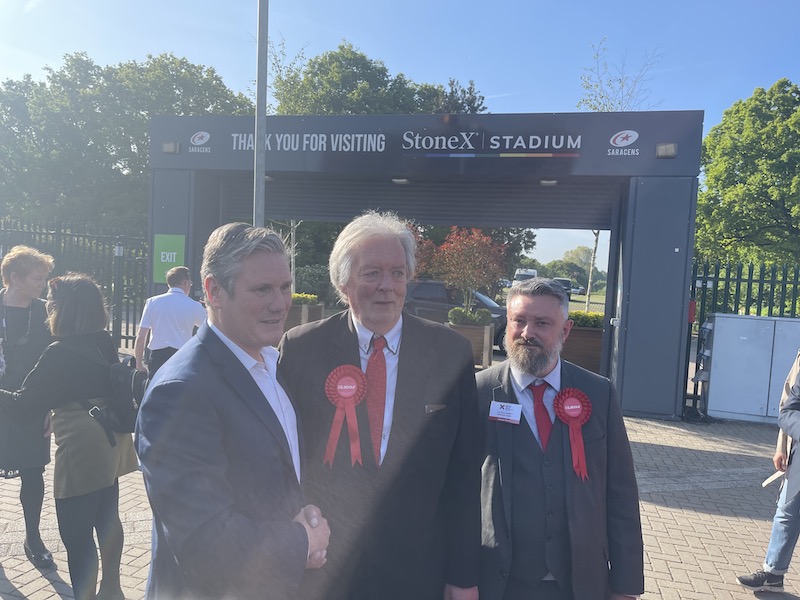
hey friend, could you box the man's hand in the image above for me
[774,450,788,471]
[443,584,478,600]
[610,594,637,600]
[294,504,330,569]
[133,327,150,373]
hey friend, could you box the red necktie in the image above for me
[366,336,387,465]
[529,381,552,451]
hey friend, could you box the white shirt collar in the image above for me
[208,321,278,373]
[351,313,402,355]
[510,358,563,392]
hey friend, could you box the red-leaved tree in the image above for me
[433,228,506,312]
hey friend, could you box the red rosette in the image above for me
[324,365,367,467]
[554,388,592,481]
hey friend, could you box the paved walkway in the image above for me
[0,417,795,599]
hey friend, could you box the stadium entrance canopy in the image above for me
[149,110,703,418]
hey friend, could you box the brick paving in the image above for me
[0,417,797,598]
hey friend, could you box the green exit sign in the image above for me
[152,234,185,283]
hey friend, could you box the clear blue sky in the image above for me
[2,0,798,270]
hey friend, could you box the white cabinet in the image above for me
[705,314,800,422]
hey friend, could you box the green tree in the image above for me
[562,246,594,284]
[517,256,546,277]
[696,78,800,263]
[0,52,253,228]
[544,259,587,284]
[270,41,486,116]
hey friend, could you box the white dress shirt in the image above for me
[352,315,403,465]
[138,288,207,350]
[509,359,563,449]
[208,323,301,482]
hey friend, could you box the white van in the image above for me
[512,268,538,286]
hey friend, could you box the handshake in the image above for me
[294,504,331,569]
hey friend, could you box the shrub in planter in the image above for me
[286,293,323,330]
[568,310,604,328]
[448,307,493,326]
[292,293,319,304]
[564,311,604,373]
[448,307,494,367]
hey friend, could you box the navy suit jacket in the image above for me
[135,323,308,600]
[477,360,644,600]
[278,311,481,600]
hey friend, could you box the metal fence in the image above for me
[0,219,148,349]
[686,259,800,414]
[691,260,800,324]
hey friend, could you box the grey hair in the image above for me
[329,211,416,304]
[507,278,570,320]
[201,222,287,296]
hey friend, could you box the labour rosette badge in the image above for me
[554,388,592,481]
[324,365,367,467]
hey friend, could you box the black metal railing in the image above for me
[0,219,148,349]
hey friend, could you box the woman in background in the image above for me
[0,273,138,600]
[0,245,55,568]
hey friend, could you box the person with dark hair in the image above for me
[133,266,206,377]
[278,211,481,600]
[477,278,643,600]
[136,223,330,600]
[0,245,55,569]
[0,273,138,600]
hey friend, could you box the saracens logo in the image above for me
[609,130,639,147]
[190,131,211,145]
[189,131,211,153]
[608,129,640,156]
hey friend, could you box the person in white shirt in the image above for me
[133,266,206,377]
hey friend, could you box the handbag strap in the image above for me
[50,339,118,447]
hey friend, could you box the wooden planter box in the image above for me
[562,326,602,373]
[448,323,494,368]
[285,303,324,330]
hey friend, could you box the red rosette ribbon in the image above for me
[324,365,367,468]
[554,388,592,481]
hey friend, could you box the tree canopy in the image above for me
[0,52,253,228]
[696,78,800,263]
[270,41,486,116]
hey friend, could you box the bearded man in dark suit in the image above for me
[278,211,481,600]
[478,278,644,600]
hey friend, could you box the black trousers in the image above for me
[504,579,572,600]
[55,481,123,600]
[148,347,178,378]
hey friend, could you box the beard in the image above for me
[506,332,564,377]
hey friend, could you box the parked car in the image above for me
[552,277,572,300]
[571,285,587,295]
[404,280,507,351]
